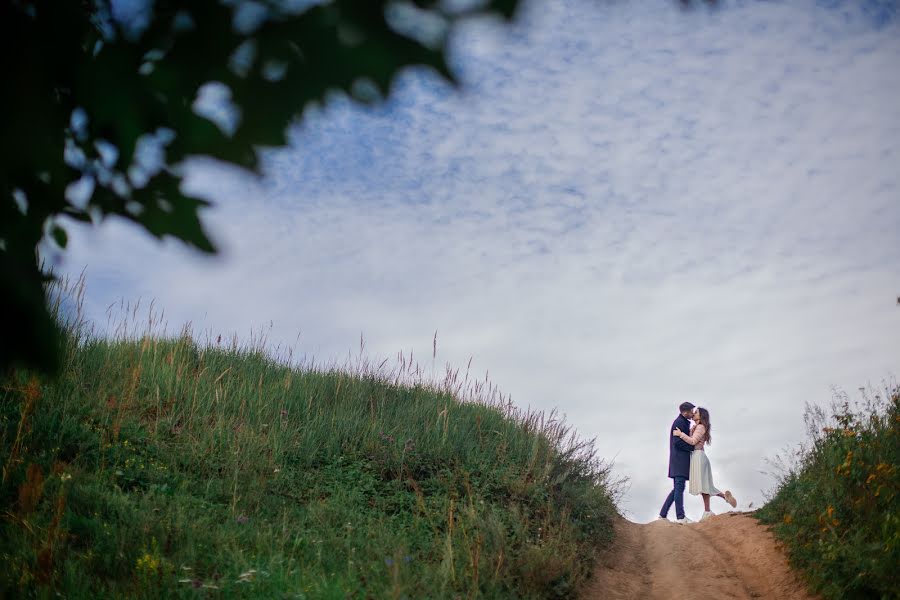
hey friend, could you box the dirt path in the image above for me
[583,512,818,599]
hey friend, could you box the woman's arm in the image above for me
[675,424,706,446]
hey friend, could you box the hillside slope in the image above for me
[1,331,618,598]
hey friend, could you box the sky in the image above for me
[57,0,900,522]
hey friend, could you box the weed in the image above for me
[758,384,900,599]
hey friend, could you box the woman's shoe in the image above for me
[700,511,715,521]
[724,490,737,508]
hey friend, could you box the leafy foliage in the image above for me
[757,386,900,599]
[0,0,521,374]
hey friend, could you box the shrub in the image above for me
[757,385,900,599]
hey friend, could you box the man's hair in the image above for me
[679,402,695,413]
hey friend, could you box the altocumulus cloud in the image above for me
[59,0,900,521]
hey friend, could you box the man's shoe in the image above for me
[675,517,693,524]
[656,515,669,522]
[700,511,715,522]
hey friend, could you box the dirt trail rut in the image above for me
[583,512,817,599]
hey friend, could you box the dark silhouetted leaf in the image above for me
[51,225,68,249]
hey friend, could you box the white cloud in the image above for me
[62,0,900,522]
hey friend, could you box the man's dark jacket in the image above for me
[668,414,694,479]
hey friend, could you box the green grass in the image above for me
[0,283,619,598]
[757,386,900,599]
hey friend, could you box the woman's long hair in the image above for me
[697,407,712,446]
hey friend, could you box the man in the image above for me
[658,401,695,523]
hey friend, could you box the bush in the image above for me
[757,385,900,599]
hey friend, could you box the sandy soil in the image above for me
[583,512,818,600]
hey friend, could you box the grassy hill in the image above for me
[757,386,899,599]
[0,294,618,598]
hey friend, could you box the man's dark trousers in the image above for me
[660,476,687,520]
[660,413,694,520]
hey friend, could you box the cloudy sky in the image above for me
[58,0,899,522]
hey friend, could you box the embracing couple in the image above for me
[659,401,737,523]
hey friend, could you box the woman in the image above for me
[673,407,737,521]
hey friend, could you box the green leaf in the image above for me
[128,172,216,253]
[51,225,68,249]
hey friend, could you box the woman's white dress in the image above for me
[689,448,721,496]
[678,423,721,496]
